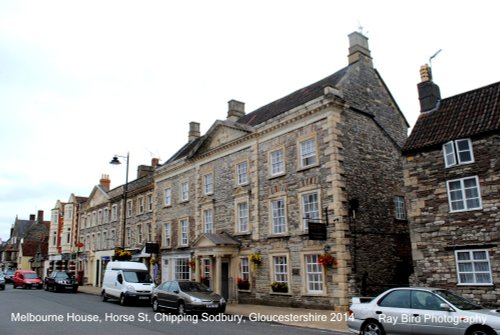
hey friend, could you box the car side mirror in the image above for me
[440,303,453,312]
[173,290,179,294]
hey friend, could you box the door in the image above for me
[375,289,413,335]
[410,290,460,335]
[221,261,229,300]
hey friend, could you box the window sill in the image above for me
[456,283,493,287]
[296,163,320,173]
[268,234,290,239]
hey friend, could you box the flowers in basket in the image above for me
[149,257,158,265]
[237,277,250,290]
[318,253,337,268]
[114,249,132,261]
[271,281,288,293]
[249,252,262,266]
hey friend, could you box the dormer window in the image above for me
[443,139,474,168]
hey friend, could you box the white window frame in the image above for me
[137,224,143,243]
[271,198,287,234]
[164,223,171,248]
[240,257,250,281]
[455,249,492,285]
[164,188,172,206]
[203,173,214,195]
[269,148,285,177]
[180,182,189,202]
[138,197,144,214]
[203,208,213,234]
[394,196,407,220]
[175,258,191,281]
[305,254,324,293]
[126,200,132,218]
[272,255,289,284]
[446,176,482,212]
[299,137,317,168]
[179,219,189,246]
[443,138,474,168]
[111,205,118,222]
[236,161,249,185]
[301,191,320,231]
[237,201,249,233]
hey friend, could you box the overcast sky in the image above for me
[1,0,499,241]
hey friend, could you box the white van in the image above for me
[101,261,154,305]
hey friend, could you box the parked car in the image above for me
[151,280,226,314]
[0,274,5,290]
[102,261,154,305]
[44,271,78,293]
[347,287,500,335]
[4,269,15,283]
[12,270,43,289]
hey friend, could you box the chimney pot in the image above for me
[100,174,111,191]
[417,64,441,113]
[227,99,245,121]
[188,122,200,142]
[151,158,159,167]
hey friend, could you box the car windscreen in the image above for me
[179,281,211,292]
[434,290,483,310]
[55,273,70,279]
[24,273,39,279]
[123,270,152,283]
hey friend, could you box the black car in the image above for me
[44,271,79,293]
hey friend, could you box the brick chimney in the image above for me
[417,64,441,113]
[188,122,200,142]
[100,174,111,191]
[227,100,245,121]
[29,214,36,221]
[348,31,372,67]
[37,210,44,223]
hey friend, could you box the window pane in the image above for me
[443,142,456,167]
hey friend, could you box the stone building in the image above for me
[154,31,411,310]
[403,66,500,306]
[79,160,158,287]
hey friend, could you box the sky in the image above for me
[1,0,499,241]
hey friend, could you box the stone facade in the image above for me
[403,74,500,307]
[404,134,500,306]
[154,32,411,310]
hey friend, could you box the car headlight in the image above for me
[126,285,136,292]
[220,297,226,304]
[191,297,203,303]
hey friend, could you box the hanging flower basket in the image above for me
[250,253,262,267]
[113,250,132,261]
[237,277,250,290]
[150,257,158,265]
[271,281,288,293]
[318,253,337,268]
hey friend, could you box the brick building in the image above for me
[154,31,411,310]
[403,65,500,306]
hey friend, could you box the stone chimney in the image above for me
[37,210,44,223]
[348,31,372,67]
[151,158,160,167]
[29,214,36,221]
[188,122,200,142]
[100,174,111,191]
[417,64,441,113]
[227,99,245,121]
[137,165,154,178]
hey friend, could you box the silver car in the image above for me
[151,280,226,314]
[348,287,500,335]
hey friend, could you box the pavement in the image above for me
[78,285,349,333]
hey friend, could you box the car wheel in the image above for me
[102,291,108,302]
[152,298,161,312]
[119,294,127,306]
[177,301,186,315]
[362,320,385,335]
[468,328,495,335]
[0,285,4,290]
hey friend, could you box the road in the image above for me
[0,285,346,335]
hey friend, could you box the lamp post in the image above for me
[110,152,130,249]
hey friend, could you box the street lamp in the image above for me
[110,152,130,249]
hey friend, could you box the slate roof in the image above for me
[238,67,348,126]
[403,81,500,153]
